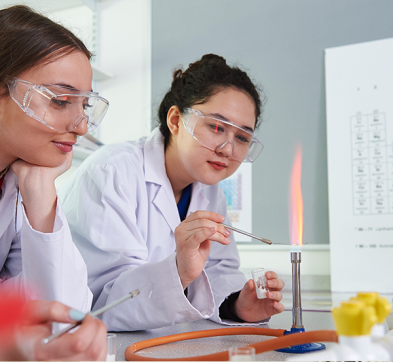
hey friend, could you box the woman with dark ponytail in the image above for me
[61,54,285,331]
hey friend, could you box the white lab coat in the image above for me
[0,169,92,312]
[60,128,267,331]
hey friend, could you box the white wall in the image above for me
[14,0,330,277]
[238,244,330,276]
[29,0,152,145]
[52,0,152,187]
[48,5,94,52]
[97,0,151,144]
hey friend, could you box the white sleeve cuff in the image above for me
[100,253,215,331]
[186,267,215,318]
[21,196,64,237]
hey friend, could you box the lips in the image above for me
[208,161,227,170]
[52,141,76,153]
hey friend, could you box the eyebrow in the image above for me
[51,82,94,92]
[210,112,255,133]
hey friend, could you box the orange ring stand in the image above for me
[125,327,338,361]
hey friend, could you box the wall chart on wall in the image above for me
[220,163,252,242]
[325,38,393,293]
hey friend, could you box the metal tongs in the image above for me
[222,223,307,245]
[41,283,153,345]
[222,223,272,245]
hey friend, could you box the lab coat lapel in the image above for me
[187,182,210,216]
[151,186,180,233]
[0,172,18,267]
[144,129,180,233]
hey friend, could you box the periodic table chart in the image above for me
[325,38,393,293]
[351,110,393,215]
[221,173,242,214]
[220,163,252,242]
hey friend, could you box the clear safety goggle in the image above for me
[181,108,264,163]
[7,77,109,133]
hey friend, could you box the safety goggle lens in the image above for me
[183,108,263,162]
[7,78,109,133]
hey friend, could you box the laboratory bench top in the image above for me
[112,275,393,361]
[113,276,336,361]
[114,310,336,361]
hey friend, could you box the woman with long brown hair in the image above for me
[0,5,108,359]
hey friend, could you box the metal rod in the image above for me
[291,251,303,328]
[221,223,272,245]
[41,289,140,345]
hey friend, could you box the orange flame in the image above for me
[289,147,303,246]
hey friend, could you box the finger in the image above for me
[207,229,231,243]
[187,227,230,248]
[80,319,108,361]
[185,227,217,249]
[238,280,256,300]
[265,271,278,279]
[267,290,283,302]
[185,210,225,223]
[179,215,230,238]
[219,224,231,237]
[247,279,254,290]
[94,320,108,361]
[184,222,230,240]
[22,301,74,325]
[245,279,256,295]
[49,315,102,358]
[182,217,223,233]
[272,301,285,315]
[207,232,231,245]
[267,278,285,291]
[196,238,213,256]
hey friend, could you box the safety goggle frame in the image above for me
[7,77,109,133]
[182,107,264,163]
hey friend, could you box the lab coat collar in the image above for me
[143,128,180,232]
[144,128,167,186]
[143,128,211,232]
[188,182,210,216]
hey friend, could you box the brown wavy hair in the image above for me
[0,5,92,96]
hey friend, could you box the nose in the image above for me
[67,98,90,135]
[70,116,88,136]
[215,141,234,157]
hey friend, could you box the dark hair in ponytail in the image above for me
[157,54,265,149]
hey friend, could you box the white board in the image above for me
[325,38,393,293]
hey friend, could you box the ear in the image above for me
[166,105,181,136]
